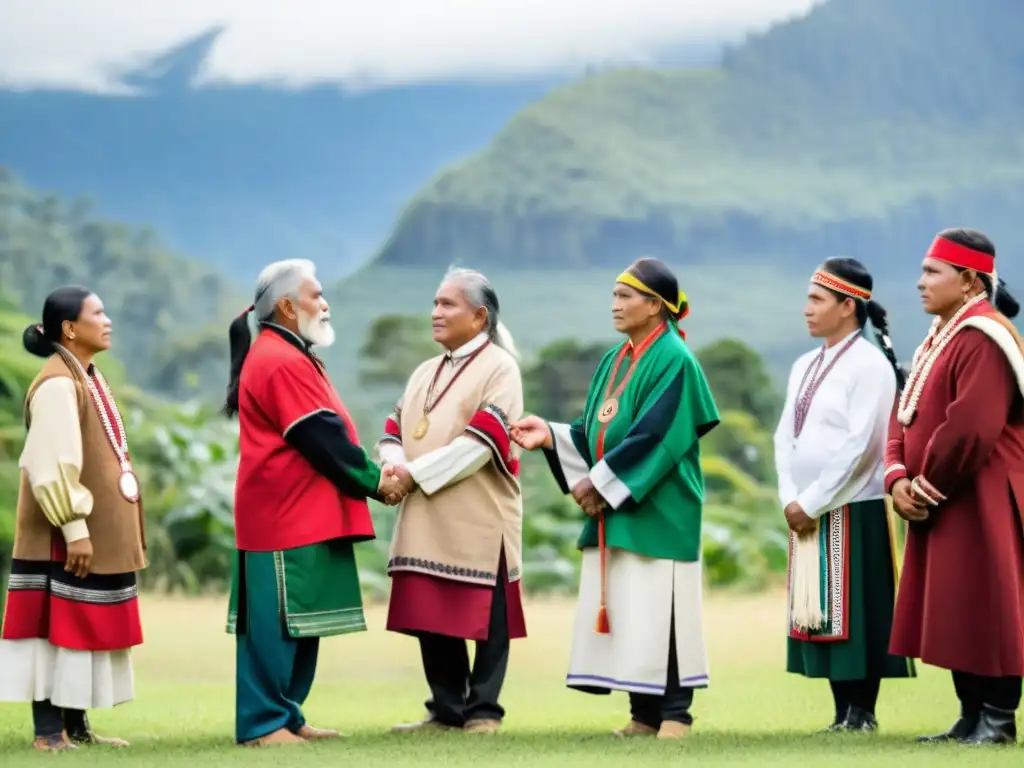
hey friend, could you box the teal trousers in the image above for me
[234,550,319,744]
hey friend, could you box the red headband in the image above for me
[927,237,994,274]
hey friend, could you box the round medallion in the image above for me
[118,470,140,503]
[597,397,619,424]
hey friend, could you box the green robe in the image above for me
[544,325,720,561]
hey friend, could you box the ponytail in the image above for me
[864,299,906,392]
[988,274,1020,319]
[223,305,255,417]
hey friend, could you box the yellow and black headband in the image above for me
[616,258,689,339]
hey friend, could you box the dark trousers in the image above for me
[829,677,881,718]
[31,701,90,740]
[628,609,695,727]
[419,572,510,727]
[952,671,1023,715]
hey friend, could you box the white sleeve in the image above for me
[18,377,93,542]
[404,436,491,496]
[772,363,801,507]
[795,362,896,519]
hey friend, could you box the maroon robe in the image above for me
[885,301,1024,677]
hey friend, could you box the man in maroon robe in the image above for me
[885,227,1024,745]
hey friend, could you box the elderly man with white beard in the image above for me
[221,259,408,747]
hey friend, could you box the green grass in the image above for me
[0,592,1017,765]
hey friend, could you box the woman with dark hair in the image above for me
[0,286,144,752]
[886,227,1024,744]
[773,258,916,734]
[509,257,720,740]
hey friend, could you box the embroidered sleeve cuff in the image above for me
[884,464,908,493]
[589,459,632,509]
[544,422,589,493]
[60,518,89,543]
[379,411,402,446]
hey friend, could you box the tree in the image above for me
[522,339,609,421]
[695,339,782,431]
[357,314,436,390]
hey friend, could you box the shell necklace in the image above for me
[897,292,987,426]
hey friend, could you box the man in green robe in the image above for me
[511,257,720,740]
[221,259,407,746]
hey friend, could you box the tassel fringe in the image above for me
[789,521,824,632]
[596,513,610,634]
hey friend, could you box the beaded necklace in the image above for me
[792,331,861,437]
[897,292,987,426]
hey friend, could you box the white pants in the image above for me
[0,638,134,710]
[566,548,710,694]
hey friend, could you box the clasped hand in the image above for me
[891,477,944,522]
[378,463,415,505]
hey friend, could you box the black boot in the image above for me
[842,706,877,732]
[823,706,850,732]
[916,709,979,743]
[959,704,1017,745]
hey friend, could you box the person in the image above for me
[0,286,144,752]
[376,266,526,735]
[773,258,916,733]
[885,228,1024,745]
[222,259,408,747]
[510,257,719,740]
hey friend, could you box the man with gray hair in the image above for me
[222,259,408,747]
[375,266,526,734]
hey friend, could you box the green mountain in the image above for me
[372,0,1024,278]
[0,168,241,400]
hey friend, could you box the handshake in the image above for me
[378,463,415,506]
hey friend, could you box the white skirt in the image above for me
[0,638,134,710]
[566,548,709,695]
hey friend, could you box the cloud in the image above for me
[0,0,824,93]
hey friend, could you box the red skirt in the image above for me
[1,532,143,652]
[386,551,527,641]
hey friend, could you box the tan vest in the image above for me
[388,344,523,586]
[13,354,147,575]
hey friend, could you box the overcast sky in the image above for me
[0,0,823,93]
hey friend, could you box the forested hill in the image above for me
[373,0,1024,281]
[0,168,238,400]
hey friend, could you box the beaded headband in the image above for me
[811,270,871,301]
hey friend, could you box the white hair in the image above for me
[253,259,318,321]
[441,265,518,360]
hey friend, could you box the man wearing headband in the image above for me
[885,228,1024,745]
[509,257,719,740]
[378,267,526,735]
[773,257,915,734]
[221,259,407,747]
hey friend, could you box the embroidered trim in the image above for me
[387,556,496,582]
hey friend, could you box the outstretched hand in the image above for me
[510,415,552,451]
[379,463,416,505]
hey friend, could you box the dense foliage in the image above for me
[373,0,1024,275]
[0,167,240,401]
[0,299,790,604]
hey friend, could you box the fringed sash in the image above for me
[787,505,851,642]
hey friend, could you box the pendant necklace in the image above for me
[413,341,490,439]
[792,332,861,438]
[87,369,139,502]
[596,322,667,425]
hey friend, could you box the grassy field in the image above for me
[0,591,1018,765]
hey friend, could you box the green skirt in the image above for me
[226,538,367,639]
[786,498,915,680]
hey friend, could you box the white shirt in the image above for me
[377,332,494,495]
[772,329,896,519]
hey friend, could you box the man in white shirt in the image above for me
[773,257,916,733]
[374,267,527,734]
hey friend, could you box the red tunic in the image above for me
[885,302,1024,677]
[234,329,375,551]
